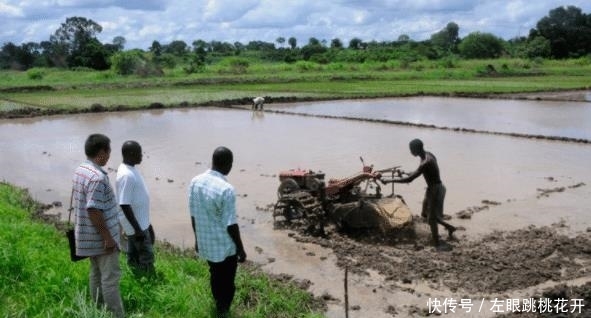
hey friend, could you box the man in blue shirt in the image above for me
[188,146,246,317]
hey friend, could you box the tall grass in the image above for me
[0,182,324,318]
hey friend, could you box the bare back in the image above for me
[418,151,442,187]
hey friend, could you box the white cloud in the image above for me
[1,0,590,49]
[203,0,259,22]
[0,2,24,17]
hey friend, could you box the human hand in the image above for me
[133,231,146,242]
[104,237,117,252]
[237,249,247,263]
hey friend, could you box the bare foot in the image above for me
[447,227,457,240]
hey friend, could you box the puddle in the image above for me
[266,96,591,141]
[1,98,590,317]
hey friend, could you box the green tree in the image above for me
[348,38,364,50]
[530,5,591,58]
[150,40,162,56]
[330,38,343,49]
[184,50,207,74]
[0,42,20,69]
[307,37,321,46]
[523,36,552,58]
[0,42,41,70]
[49,16,107,69]
[458,32,505,59]
[397,34,410,43]
[164,40,189,56]
[110,50,142,75]
[288,37,297,49]
[192,40,209,52]
[431,22,460,54]
[112,36,126,51]
[301,38,327,61]
[103,36,125,56]
[70,37,109,69]
[276,37,285,48]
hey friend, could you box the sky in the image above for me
[1,1,591,50]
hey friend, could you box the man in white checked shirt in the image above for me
[188,146,246,318]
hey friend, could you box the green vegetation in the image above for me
[0,182,324,318]
[1,6,590,115]
[1,57,590,114]
[2,6,591,73]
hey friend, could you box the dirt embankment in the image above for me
[2,88,588,120]
[265,109,591,144]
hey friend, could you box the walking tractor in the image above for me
[273,157,413,234]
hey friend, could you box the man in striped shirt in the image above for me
[188,146,246,318]
[72,134,124,318]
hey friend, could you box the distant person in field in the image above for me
[72,134,124,317]
[381,139,457,248]
[116,140,155,274]
[188,146,246,317]
[252,96,264,110]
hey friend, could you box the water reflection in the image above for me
[267,96,591,140]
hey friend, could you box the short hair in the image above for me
[121,140,141,157]
[85,134,111,158]
[409,138,423,152]
[212,146,233,168]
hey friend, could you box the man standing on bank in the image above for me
[188,146,246,317]
[72,134,124,317]
[381,139,457,248]
[116,140,155,274]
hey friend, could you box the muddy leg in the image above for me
[428,217,440,246]
[437,217,456,240]
[421,196,428,219]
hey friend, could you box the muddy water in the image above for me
[1,97,590,318]
[268,96,591,140]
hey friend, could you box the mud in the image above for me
[500,282,591,317]
[499,90,591,103]
[455,200,502,219]
[537,183,587,198]
[279,218,591,316]
[294,223,591,292]
[2,97,590,317]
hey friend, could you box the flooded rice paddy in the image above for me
[1,95,590,317]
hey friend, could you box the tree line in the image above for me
[1,6,590,74]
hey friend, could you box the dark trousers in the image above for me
[208,255,238,314]
[127,225,155,273]
[423,184,455,245]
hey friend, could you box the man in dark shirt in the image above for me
[382,139,456,248]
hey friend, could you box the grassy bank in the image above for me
[1,58,590,114]
[0,182,324,318]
